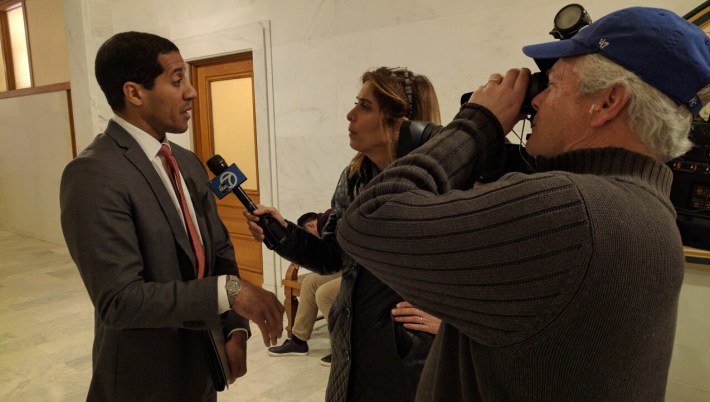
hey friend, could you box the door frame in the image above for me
[191,52,266,286]
[174,21,281,294]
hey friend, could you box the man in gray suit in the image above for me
[60,31,284,401]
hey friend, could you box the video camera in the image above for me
[669,118,710,249]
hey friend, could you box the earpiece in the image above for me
[589,104,597,114]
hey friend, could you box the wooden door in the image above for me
[191,53,264,285]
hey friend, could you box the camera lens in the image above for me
[549,3,592,39]
[555,5,583,30]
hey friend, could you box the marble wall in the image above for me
[0,90,73,245]
[669,268,710,401]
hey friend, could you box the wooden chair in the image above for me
[281,262,302,338]
[281,262,324,338]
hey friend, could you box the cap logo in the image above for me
[598,39,610,49]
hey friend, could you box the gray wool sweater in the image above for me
[337,104,685,401]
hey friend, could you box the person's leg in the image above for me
[315,275,341,367]
[316,275,342,321]
[291,273,338,341]
[271,273,331,356]
[270,272,342,357]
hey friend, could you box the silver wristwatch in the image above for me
[225,275,241,307]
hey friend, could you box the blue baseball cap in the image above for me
[522,7,710,115]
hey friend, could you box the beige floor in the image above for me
[0,230,329,401]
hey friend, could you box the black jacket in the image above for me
[274,158,434,401]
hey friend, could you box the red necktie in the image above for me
[159,144,206,279]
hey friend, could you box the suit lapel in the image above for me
[105,121,198,278]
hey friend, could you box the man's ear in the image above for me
[123,82,144,107]
[589,84,630,127]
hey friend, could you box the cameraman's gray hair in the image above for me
[574,53,703,161]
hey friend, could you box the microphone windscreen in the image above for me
[206,155,228,175]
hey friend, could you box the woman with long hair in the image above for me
[245,66,441,401]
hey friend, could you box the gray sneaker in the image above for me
[267,339,309,356]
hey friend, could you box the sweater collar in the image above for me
[534,147,674,194]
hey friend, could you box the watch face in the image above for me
[227,279,240,294]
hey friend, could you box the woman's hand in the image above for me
[392,300,441,335]
[243,205,287,242]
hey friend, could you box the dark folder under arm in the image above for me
[202,329,230,391]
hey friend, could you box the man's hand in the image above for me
[225,331,247,383]
[243,205,287,242]
[468,68,531,134]
[231,279,284,346]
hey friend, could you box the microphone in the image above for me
[206,155,288,250]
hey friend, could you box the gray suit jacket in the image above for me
[60,120,249,401]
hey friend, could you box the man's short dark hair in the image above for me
[95,31,179,112]
[297,212,319,228]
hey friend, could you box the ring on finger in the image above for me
[487,78,502,85]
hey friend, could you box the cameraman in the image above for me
[337,7,710,402]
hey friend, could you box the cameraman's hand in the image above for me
[231,279,285,346]
[468,68,530,133]
[243,205,287,242]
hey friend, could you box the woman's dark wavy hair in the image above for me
[95,31,179,112]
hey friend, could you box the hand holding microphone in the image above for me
[206,155,288,250]
[242,205,286,244]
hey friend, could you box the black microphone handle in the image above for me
[232,186,258,212]
[259,215,289,250]
[230,187,287,250]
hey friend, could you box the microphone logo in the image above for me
[207,163,247,199]
[205,154,289,250]
[218,171,238,193]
